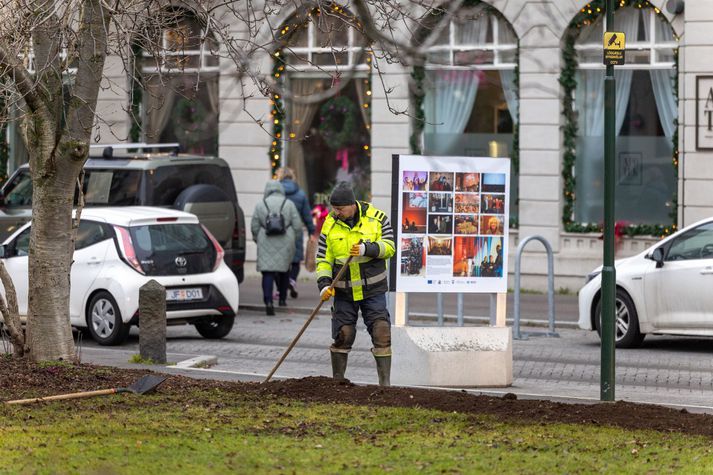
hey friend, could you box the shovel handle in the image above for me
[5,388,118,405]
[263,255,355,383]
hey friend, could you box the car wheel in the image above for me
[87,291,129,346]
[194,316,234,339]
[594,289,645,348]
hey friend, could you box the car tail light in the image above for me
[202,224,224,272]
[114,226,145,274]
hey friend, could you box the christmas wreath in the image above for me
[318,96,357,150]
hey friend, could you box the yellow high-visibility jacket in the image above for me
[316,201,395,301]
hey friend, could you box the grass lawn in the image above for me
[2,388,713,474]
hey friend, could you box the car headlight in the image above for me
[586,270,602,283]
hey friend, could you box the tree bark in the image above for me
[0,260,23,356]
[25,144,82,361]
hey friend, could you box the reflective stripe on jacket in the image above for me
[316,201,395,301]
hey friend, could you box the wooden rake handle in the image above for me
[263,255,355,383]
[6,388,119,405]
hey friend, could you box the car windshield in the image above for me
[129,223,215,275]
[1,169,142,207]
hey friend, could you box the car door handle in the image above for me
[701,267,713,275]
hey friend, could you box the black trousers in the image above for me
[262,271,288,303]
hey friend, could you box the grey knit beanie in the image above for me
[329,181,356,206]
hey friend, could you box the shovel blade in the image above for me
[126,374,168,395]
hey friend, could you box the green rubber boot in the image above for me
[330,351,348,381]
[373,354,391,387]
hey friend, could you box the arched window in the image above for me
[274,6,371,202]
[139,12,219,155]
[571,6,677,225]
[417,4,518,217]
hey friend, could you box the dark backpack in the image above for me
[263,198,287,236]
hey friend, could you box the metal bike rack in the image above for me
[513,235,558,340]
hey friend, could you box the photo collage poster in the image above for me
[394,155,510,293]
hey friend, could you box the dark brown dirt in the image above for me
[2,356,713,437]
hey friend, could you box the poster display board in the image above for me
[391,155,510,293]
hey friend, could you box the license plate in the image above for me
[166,288,204,301]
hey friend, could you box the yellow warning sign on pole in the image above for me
[603,31,626,65]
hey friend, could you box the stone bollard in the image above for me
[139,279,167,364]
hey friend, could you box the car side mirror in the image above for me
[650,247,665,268]
[0,244,7,259]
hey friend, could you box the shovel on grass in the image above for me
[5,374,168,405]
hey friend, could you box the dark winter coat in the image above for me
[280,179,315,264]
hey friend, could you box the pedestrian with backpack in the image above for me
[251,180,303,315]
[275,167,316,299]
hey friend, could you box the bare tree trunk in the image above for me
[25,146,82,362]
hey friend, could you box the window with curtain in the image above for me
[419,5,518,219]
[140,12,219,156]
[573,6,677,225]
[279,7,371,203]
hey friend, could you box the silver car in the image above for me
[0,143,246,282]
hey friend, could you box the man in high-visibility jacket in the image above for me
[316,182,395,386]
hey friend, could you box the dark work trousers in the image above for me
[262,271,288,303]
[331,293,391,350]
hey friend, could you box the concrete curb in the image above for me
[175,355,218,369]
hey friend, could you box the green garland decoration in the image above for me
[269,49,286,178]
[318,96,358,151]
[561,0,677,238]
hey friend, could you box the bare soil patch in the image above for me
[2,357,712,437]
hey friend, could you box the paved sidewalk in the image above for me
[238,274,581,327]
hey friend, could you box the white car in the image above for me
[578,217,713,348]
[1,207,239,345]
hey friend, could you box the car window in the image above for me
[2,169,143,207]
[82,170,142,206]
[75,221,111,250]
[12,227,31,257]
[130,224,211,254]
[665,222,713,261]
[147,165,235,206]
[2,170,32,206]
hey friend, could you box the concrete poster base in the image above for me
[392,326,513,388]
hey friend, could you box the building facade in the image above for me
[6,0,713,291]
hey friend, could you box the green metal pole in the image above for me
[601,0,616,401]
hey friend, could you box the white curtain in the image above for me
[424,70,480,153]
[145,75,177,142]
[422,10,488,153]
[576,8,640,136]
[287,78,324,190]
[576,70,605,136]
[643,10,678,138]
[499,69,518,125]
[613,7,640,134]
[497,17,518,123]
